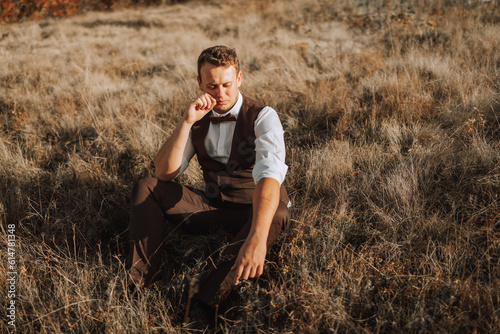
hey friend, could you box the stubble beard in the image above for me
[213,99,237,114]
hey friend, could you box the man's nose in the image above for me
[215,86,223,97]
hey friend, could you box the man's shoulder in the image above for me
[240,94,279,121]
[241,94,266,110]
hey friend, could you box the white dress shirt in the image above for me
[176,92,288,186]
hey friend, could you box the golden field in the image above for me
[1,0,499,332]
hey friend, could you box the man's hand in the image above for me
[222,178,280,287]
[227,234,267,285]
[184,93,216,124]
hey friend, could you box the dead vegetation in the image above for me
[1,0,499,332]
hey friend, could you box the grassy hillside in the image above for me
[1,0,499,332]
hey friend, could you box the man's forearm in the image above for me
[155,93,216,181]
[249,178,280,241]
[154,119,192,181]
[226,177,281,284]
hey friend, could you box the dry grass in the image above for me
[1,0,499,332]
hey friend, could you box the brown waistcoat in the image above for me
[191,95,289,205]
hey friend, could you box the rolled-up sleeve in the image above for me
[252,107,288,185]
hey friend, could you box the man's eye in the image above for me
[223,83,232,87]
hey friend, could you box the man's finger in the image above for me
[200,93,214,105]
[194,98,204,110]
[248,266,257,279]
[256,265,264,277]
[206,93,216,103]
[193,94,214,111]
[198,96,209,109]
[234,264,244,284]
[207,96,216,109]
[241,266,251,281]
[231,256,242,271]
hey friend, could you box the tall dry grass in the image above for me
[1,0,499,332]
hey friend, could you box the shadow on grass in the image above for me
[78,19,165,30]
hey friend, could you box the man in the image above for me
[128,45,290,326]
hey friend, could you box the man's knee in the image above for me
[132,177,159,203]
[134,176,158,193]
[273,201,290,231]
[132,177,186,212]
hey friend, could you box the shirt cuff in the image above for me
[252,158,288,185]
[174,156,191,179]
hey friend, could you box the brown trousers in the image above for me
[128,177,290,307]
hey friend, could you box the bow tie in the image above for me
[209,113,237,124]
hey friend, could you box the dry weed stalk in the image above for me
[0,0,499,332]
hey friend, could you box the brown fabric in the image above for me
[209,113,237,123]
[128,177,290,306]
[191,95,289,205]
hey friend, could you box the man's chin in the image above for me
[214,104,230,113]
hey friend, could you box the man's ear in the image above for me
[237,71,242,87]
[197,75,202,88]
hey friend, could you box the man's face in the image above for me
[198,63,242,114]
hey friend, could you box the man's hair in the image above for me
[197,45,240,79]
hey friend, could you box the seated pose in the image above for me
[128,45,290,326]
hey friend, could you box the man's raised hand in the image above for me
[184,93,216,124]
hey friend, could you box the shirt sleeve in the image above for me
[174,132,195,178]
[252,106,288,185]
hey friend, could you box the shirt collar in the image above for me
[211,92,242,118]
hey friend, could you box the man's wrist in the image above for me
[181,115,196,127]
[247,229,268,243]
